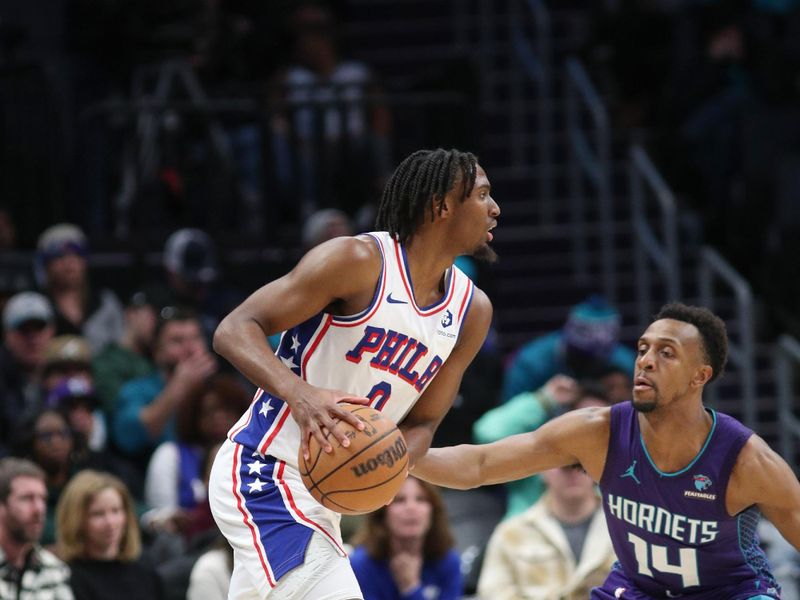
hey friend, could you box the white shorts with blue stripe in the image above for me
[209,439,363,599]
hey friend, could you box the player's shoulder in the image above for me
[304,234,383,273]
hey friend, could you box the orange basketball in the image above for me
[298,403,409,515]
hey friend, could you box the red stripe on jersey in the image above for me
[275,461,346,555]
[458,279,474,322]
[228,388,264,441]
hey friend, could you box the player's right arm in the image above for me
[213,235,381,458]
[412,406,610,489]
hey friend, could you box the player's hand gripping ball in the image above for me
[298,403,409,514]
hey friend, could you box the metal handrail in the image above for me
[565,57,615,303]
[508,0,553,220]
[698,246,757,429]
[629,145,681,330]
[776,335,800,472]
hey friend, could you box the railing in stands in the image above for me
[629,145,681,331]
[698,247,757,430]
[564,57,615,303]
[508,0,553,220]
[777,335,800,472]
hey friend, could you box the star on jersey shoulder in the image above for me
[280,354,298,370]
[290,334,301,352]
[247,478,266,493]
[259,399,274,417]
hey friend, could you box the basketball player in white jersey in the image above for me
[208,148,501,599]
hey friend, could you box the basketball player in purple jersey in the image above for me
[208,149,500,599]
[416,303,800,600]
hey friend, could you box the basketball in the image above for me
[298,403,409,515]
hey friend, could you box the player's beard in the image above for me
[632,394,658,413]
[472,244,498,264]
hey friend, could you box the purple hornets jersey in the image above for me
[597,402,780,600]
[227,231,475,468]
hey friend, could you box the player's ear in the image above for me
[435,193,452,220]
[691,365,713,388]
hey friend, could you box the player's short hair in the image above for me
[375,148,478,243]
[653,303,728,382]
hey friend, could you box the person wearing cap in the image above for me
[40,335,94,393]
[35,222,125,353]
[160,228,242,346]
[501,296,636,403]
[0,292,56,457]
[93,290,158,417]
[46,376,107,454]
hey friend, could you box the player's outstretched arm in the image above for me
[213,236,380,458]
[399,287,493,467]
[729,435,800,550]
[412,406,610,489]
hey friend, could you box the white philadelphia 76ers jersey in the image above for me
[227,231,476,469]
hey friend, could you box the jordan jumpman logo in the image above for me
[621,460,641,484]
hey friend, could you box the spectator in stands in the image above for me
[477,462,616,599]
[186,540,232,600]
[269,2,391,220]
[349,477,462,600]
[112,307,217,463]
[144,374,249,524]
[46,377,107,454]
[92,289,158,417]
[41,335,94,393]
[301,208,353,249]
[56,470,163,600]
[501,295,635,402]
[0,292,55,456]
[161,228,242,346]
[12,408,138,546]
[34,224,124,353]
[475,383,612,518]
[0,458,72,599]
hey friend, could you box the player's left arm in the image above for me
[398,287,493,467]
[728,434,800,550]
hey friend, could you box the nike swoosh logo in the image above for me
[386,293,408,304]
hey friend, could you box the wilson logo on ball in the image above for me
[350,437,408,477]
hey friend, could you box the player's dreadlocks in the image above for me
[375,148,478,244]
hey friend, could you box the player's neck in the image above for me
[402,237,455,304]
[638,400,712,472]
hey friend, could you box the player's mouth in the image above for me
[634,375,654,391]
[487,222,497,242]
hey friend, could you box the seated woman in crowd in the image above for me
[349,476,462,600]
[55,470,162,600]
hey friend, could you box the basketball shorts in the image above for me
[209,439,363,599]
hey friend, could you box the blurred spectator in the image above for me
[161,228,242,346]
[0,291,55,456]
[0,457,72,599]
[46,377,107,453]
[501,295,635,402]
[349,477,462,600]
[301,207,353,249]
[41,335,94,393]
[759,518,800,600]
[144,374,249,523]
[112,308,217,462]
[12,409,139,546]
[92,289,158,417]
[35,223,124,352]
[186,539,232,600]
[477,464,616,600]
[475,383,612,518]
[270,2,391,220]
[56,470,163,600]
